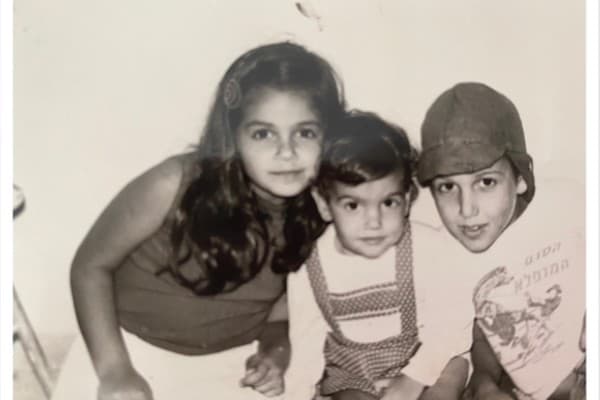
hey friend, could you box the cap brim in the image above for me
[417,142,505,185]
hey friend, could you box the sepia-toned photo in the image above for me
[11,1,592,399]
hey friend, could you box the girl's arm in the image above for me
[240,295,291,396]
[70,157,183,400]
[266,292,288,322]
[259,293,290,361]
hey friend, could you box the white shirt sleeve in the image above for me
[404,222,476,386]
[284,266,329,400]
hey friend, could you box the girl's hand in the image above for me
[97,366,153,400]
[240,352,285,397]
[240,320,290,396]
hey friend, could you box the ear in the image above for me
[310,187,333,222]
[516,175,528,195]
[403,191,413,218]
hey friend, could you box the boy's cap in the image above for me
[417,82,531,185]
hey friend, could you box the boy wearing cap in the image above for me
[417,82,585,400]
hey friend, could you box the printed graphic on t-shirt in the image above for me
[471,240,576,375]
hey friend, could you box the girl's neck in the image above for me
[250,183,288,215]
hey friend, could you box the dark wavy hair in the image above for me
[317,110,419,203]
[167,42,345,295]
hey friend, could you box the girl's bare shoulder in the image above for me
[73,154,193,270]
[123,153,197,207]
[92,154,194,238]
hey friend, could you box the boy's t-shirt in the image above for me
[436,178,585,400]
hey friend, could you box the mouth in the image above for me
[459,223,488,239]
[360,236,386,246]
[269,169,304,177]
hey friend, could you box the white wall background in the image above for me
[14,0,585,339]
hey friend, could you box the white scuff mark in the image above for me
[270,31,300,44]
[294,0,324,31]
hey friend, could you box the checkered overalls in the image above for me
[305,223,421,398]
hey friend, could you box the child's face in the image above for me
[314,170,410,259]
[236,87,324,203]
[430,157,527,253]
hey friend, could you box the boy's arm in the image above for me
[416,356,468,400]
[382,356,468,400]
[548,315,586,400]
[71,158,183,400]
[382,375,426,400]
[467,323,512,400]
[285,266,330,400]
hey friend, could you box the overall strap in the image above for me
[305,246,342,334]
[394,222,419,342]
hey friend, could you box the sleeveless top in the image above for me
[305,223,421,397]
[114,153,286,355]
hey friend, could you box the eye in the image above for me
[341,201,359,211]
[383,197,402,208]
[296,128,320,140]
[477,177,497,189]
[436,182,456,194]
[250,129,274,140]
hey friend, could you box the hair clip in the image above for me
[223,78,242,109]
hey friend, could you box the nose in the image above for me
[276,136,297,159]
[459,189,478,218]
[364,206,382,230]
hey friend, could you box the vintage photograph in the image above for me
[11,1,590,399]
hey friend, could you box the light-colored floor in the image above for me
[14,334,75,400]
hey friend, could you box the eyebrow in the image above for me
[242,121,275,129]
[333,195,355,201]
[435,169,506,183]
[297,120,323,127]
[334,191,404,202]
[241,120,323,129]
[473,169,506,178]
